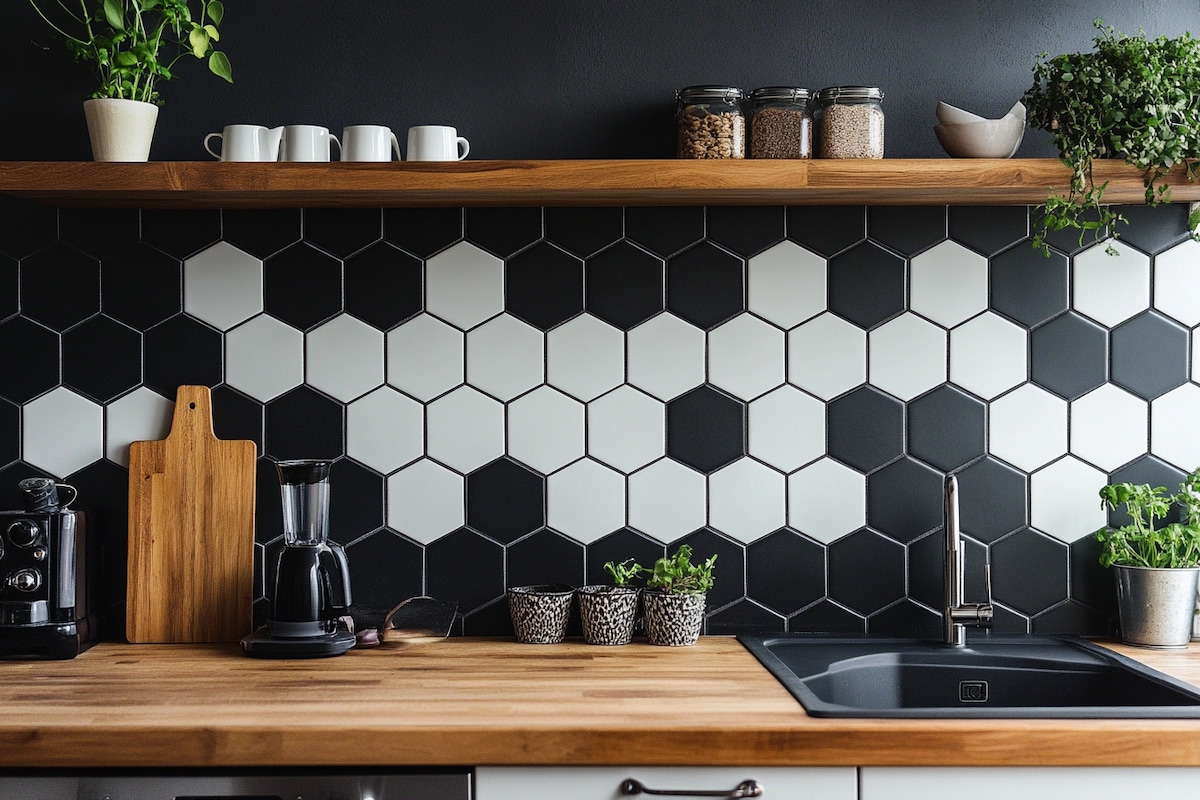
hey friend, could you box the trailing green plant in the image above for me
[644,545,716,595]
[602,558,645,587]
[1095,471,1200,569]
[1023,19,1200,256]
[29,0,232,105]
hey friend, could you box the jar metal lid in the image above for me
[749,86,811,102]
[816,85,884,104]
[677,85,744,103]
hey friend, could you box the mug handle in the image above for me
[56,483,78,507]
[390,132,402,161]
[330,134,342,159]
[456,136,470,161]
[203,132,223,160]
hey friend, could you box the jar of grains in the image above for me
[748,86,812,159]
[675,85,745,159]
[814,85,885,159]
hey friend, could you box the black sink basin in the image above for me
[739,634,1200,718]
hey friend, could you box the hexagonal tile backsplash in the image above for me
[1,199,1198,639]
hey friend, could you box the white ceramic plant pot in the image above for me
[83,98,159,162]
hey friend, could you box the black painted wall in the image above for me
[3,1,1198,161]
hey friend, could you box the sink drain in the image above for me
[959,680,989,703]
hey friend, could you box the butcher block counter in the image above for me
[2,637,1200,769]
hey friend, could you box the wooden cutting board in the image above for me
[126,385,256,643]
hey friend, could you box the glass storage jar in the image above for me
[675,85,745,159]
[748,86,812,159]
[814,86,885,159]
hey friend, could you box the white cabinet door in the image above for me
[861,767,1200,800]
[476,766,856,800]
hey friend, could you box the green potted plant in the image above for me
[576,559,644,647]
[641,545,716,647]
[1095,470,1200,648]
[1023,19,1200,255]
[29,0,233,161]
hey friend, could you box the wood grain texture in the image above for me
[0,159,1196,208]
[126,386,256,643]
[1,638,1200,768]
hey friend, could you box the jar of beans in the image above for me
[748,87,813,159]
[814,86,885,159]
[675,86,745,159]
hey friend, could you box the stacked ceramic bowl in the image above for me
[934,101,1026,158]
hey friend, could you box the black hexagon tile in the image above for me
[671,528,745,610]
[707,600,786,635]
[506,242,584,331]
[1110,311,1189,400]
[0,254,15,321]
[0,197,56,260]
[990,528,1068,616]
[345,530,423,609]
[907,385,985,472]
[868,206,947,256]
[827,529,905,616]
[584,529,665,587]
[1030,312,1108,400]
[1115,203,1191,255]
[141,316,222,397]
[264,386,345,461]
[384,207,464,258]
[330,459,386,541]
[666,243,746,330]
[464,206,543,258]
[786,206,867,257]
[264,243,343,330]
[826,386,904,473]
[827,241,905,329]
[990,244,1069,328]
[141,208,222,259]
[0,317,59,404]
[868,458,945,544]
[868,600,941,639]
[59,207,139,259]
[222,208,302,259]
[947,206,1029,256]
[788,600,866,634]
[586,241,664,331]
[506,529,585,588]
[544,207,623,259]
[666,385,746,473]
[101,243,182,331]
[466,458,546,545]
[62,315,141,403]
[956,457,1028,543]
[706,206,786,257]
[302,208,383,258]
[345,242,422,331]
[746,529,825,615]
[0,399,18,468]
[625,206,704,258]
[427,528,506,614]
[21,243,100,332]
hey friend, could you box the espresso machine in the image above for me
[0,478,98,660]
[241,460,355,658]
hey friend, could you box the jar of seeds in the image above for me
[748,87,812,159]
[814,86,885,159]
[675,85,745,159]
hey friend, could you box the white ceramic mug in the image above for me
[280,125,341,162]
[406,125,470,161]
[203,125,283,162]
[341,125,402,162]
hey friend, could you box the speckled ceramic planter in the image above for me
[643,591,706,646]
[507,584,573,644]
[577,586,639,646]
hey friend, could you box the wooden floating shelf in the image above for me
[0,158,1196,208]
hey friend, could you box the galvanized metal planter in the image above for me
[1114,565,1200,649]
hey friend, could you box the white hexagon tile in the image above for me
[708,314,785,401]
[628,457,706,542]
[586,386,665,473]
[788,313,866,400]
[226,314,304,403]
[746,240,826,329]
[708,458,786,543]
[868,313,947,401]
[989,383,1068,472]
[386,459,464,544]
[23,387,103,478]
[425,241,504,330]
[910,240,988,328]
[949,312,1027,400]
[183,242,264,331]
[748,386,825,472]
[386,314,464,402]
[1152,383,1200,470]
[508,386,585,474]
[546,458,625,544]
[626,313,706,401]
[466,315,544,401]
[104,387,173,467]
[546,314,624,402]
[1154,238,1200,327]
[1029,456,1107,543]
[787,458,867,544]
[425,386,504,473]
[1069,384,1148,471]
[346,387,423,474]
[1072,239,1151,327]
[306,314,385,403]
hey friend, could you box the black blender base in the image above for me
[240,626,356,659]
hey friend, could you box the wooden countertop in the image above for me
[2,637,1200,769]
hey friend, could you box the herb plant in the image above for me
[29,0,232,105]
[644,545,716,595]
[1023,19,1200,255]
[602,558,644,587]
[1095,473,1200,569]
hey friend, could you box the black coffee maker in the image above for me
[241,460,355,658]
[0,478,98,660]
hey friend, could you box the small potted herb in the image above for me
[641,545,717,647]
[29,0,233,161]
[1095,470,1200,648]
[577,559,643,646]
[1023,20,1200,255]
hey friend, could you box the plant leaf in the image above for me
[102,0,125,31]
[208,50,232,82]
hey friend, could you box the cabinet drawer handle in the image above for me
[620,778,764,798]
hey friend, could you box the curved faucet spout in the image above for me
[943,474,993,646]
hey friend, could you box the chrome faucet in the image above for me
[943,474,993,646]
